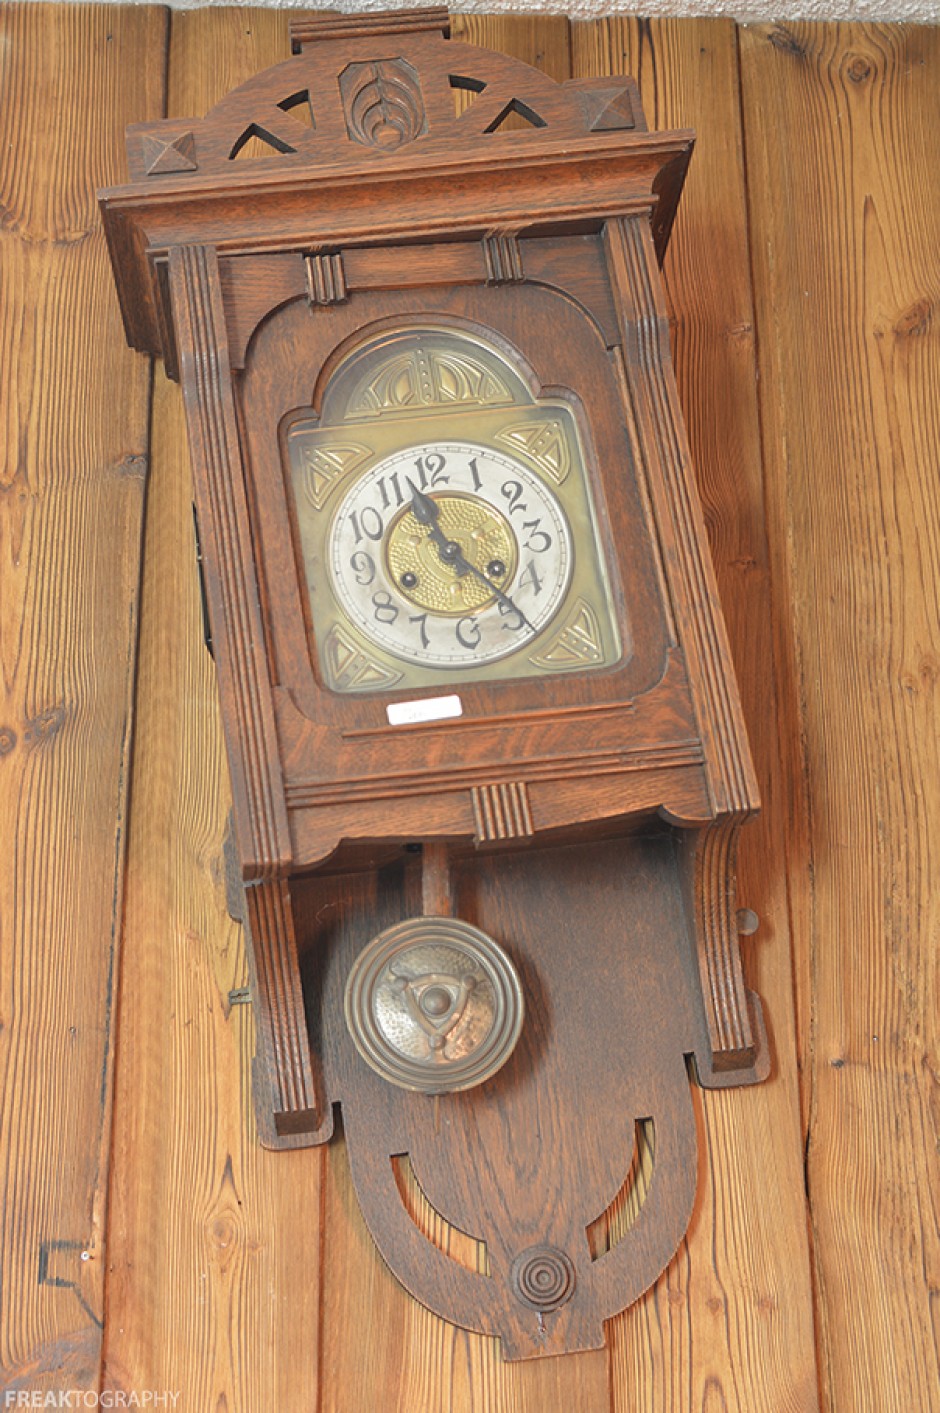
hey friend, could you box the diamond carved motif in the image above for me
[141,130,197,175]
[564,77,645,134]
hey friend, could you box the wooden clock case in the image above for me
[100,9,768,1362]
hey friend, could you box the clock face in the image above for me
[284,324,625,696]
[329,441,573,669]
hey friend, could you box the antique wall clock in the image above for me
[100,9,768,1363]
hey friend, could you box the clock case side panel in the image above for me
[169,245,324,1140]
[598,214,765,1076]
[169,243,292,880]
[602,215,759,822]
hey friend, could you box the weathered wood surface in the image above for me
[572,18,820,1410]
[740,21,940,1413]
[3,9,937,1412]
[100,11,320,1409]
[0,3,164,1395]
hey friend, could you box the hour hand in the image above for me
[405,479,440,528]
[405,479,466,570]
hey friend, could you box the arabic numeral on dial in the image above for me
[521,517,552,553]
[350,550,376,586]
[501,480,528,516]
[414,452,449,488]
[456,616,482,650]
[409,613,430,649]
[372,591,399,625]
[468,456,483,492]
[376,471,405,510]
[498,601,525,632]
[517,560,544,596]
[350,506,384,543]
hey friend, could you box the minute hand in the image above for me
[405,480,536,633]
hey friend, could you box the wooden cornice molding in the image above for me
[99,19,691,362]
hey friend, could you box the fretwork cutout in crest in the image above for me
[230,122,297,161]
[449,73,486,119]
[484,98,548,134]
[279,89,315,129]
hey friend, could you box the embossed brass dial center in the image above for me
[385,493,518,615]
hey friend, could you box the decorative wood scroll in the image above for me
[100,8,768,1362]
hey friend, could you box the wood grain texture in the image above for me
[740,22,940,1412]
[572,16,820,1410]
[9,10,933,1411]
[100,10,320,1409]
[0,3,164,1394]
[323,1128,609,1413]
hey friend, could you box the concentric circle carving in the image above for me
[510,1246,576,1312]
[344,917,524,1093]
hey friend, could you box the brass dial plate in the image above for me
[284,325,624,694]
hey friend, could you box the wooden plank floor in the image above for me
[1,9,936,1411]
[101,12,321,1410]
[0,4,164,1395]
[741,22,940,1413]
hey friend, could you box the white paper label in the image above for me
[386,695,463,726]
